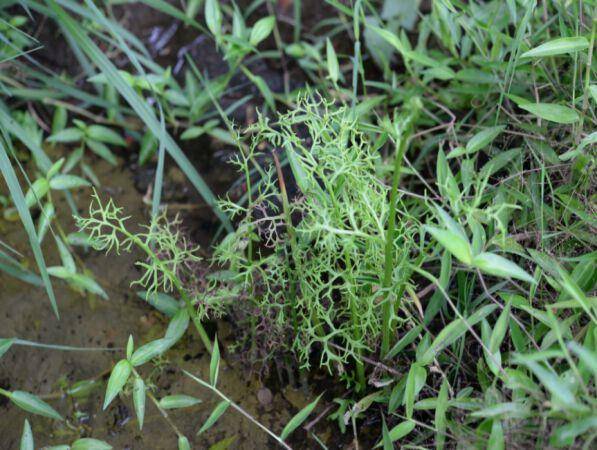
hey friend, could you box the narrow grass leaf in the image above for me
[47,0,231,231]
[133,377,145,430]
[519,103,579,124]
[103,359,132,410]
[20,419,33,450]
[0,140,58,316]
[9,390,63,420]
[71,438,113,450]
[521,37,589,58]
[425,225,473,265]
[326,38,339,83]
[473,252,535,283]
[280,394,322,440]
[250,16,275,46]
[209,336,220,386]
[159,394,201,409]
[197,400,230,435]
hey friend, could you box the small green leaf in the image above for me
[49,174,91,190]
[71,438,113,450]
[419,304,498,365]
[0,338,15,358]
[197,400,230,435]
[164,308,190,344]
[159,394,202,409]
[280,395,321,440]
[404,364,426,418]
[425,225,473,265]
[519,103,579,124]
[86,125,126,146]
[103,359,132,410]
[250,16,275,46]
[130,338,171,366]
[178,436,191,450]
[473,252,535,284]
[9,390,63,420]
[133,377,146,430]
[24,178,49,208]
[20,419,34,450]
[488,420,505,450]
[386,420,415,443]
[87,140,118,166]
[462,125,505,157]
[47,127,84,143]
[126,335,134,360]
[204,0,222,39]
[46,158,65,178]
[209,337,220,387]
[326,38,339,83]
[521,37,589,58]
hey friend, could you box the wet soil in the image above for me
[0,154,327,449]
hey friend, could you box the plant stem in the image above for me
[184,370,292,449]
[380,102,420,357]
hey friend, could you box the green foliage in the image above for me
[0,0,595,448]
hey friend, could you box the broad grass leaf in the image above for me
[519,359,580,409]
[472,252,535,283]
[197,400,230,435]
[465,125,505,156]
[71,438,113,450]
[69,273,108,299]
[386,325,423,359]
[137,291,180,317]
[103,359,132,409]
[326,38,339,83]
[488,420,505,450]
[521,37,589,58]
[386,420,415,443]
[204,0,222,38]
[425,225,473,265]
[471,402,529,419]
[47,127,84,143]
[159,394,201,409]
[9,390,63,420]
[404,364,426,418]
[250,16,275,46]
[549,416,597,448]
[87,140,118,165]
[435,379,448,450]
[419,304,497,365]
[178,436,191,450]
[24,178,49,208]
[20,419,33,450]
[381,417,393,450]
[164,308,189,344]
[133,377,145,430]
[209,337,220,386]
[280,394,321,440]
[519,103,579,124]
[567,342,597,377]
[49,174,91,190]
[86,125,126,146]
[130,338,171,366]
[0,338,15,358]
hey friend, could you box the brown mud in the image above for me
[0,155,324,449]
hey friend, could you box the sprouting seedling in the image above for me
[46,118,126,185]
[75,190,213,353]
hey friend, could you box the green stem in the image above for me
[380,101,421,357]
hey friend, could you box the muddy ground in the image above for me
[0,2,364,448]
[0,154,327,449]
